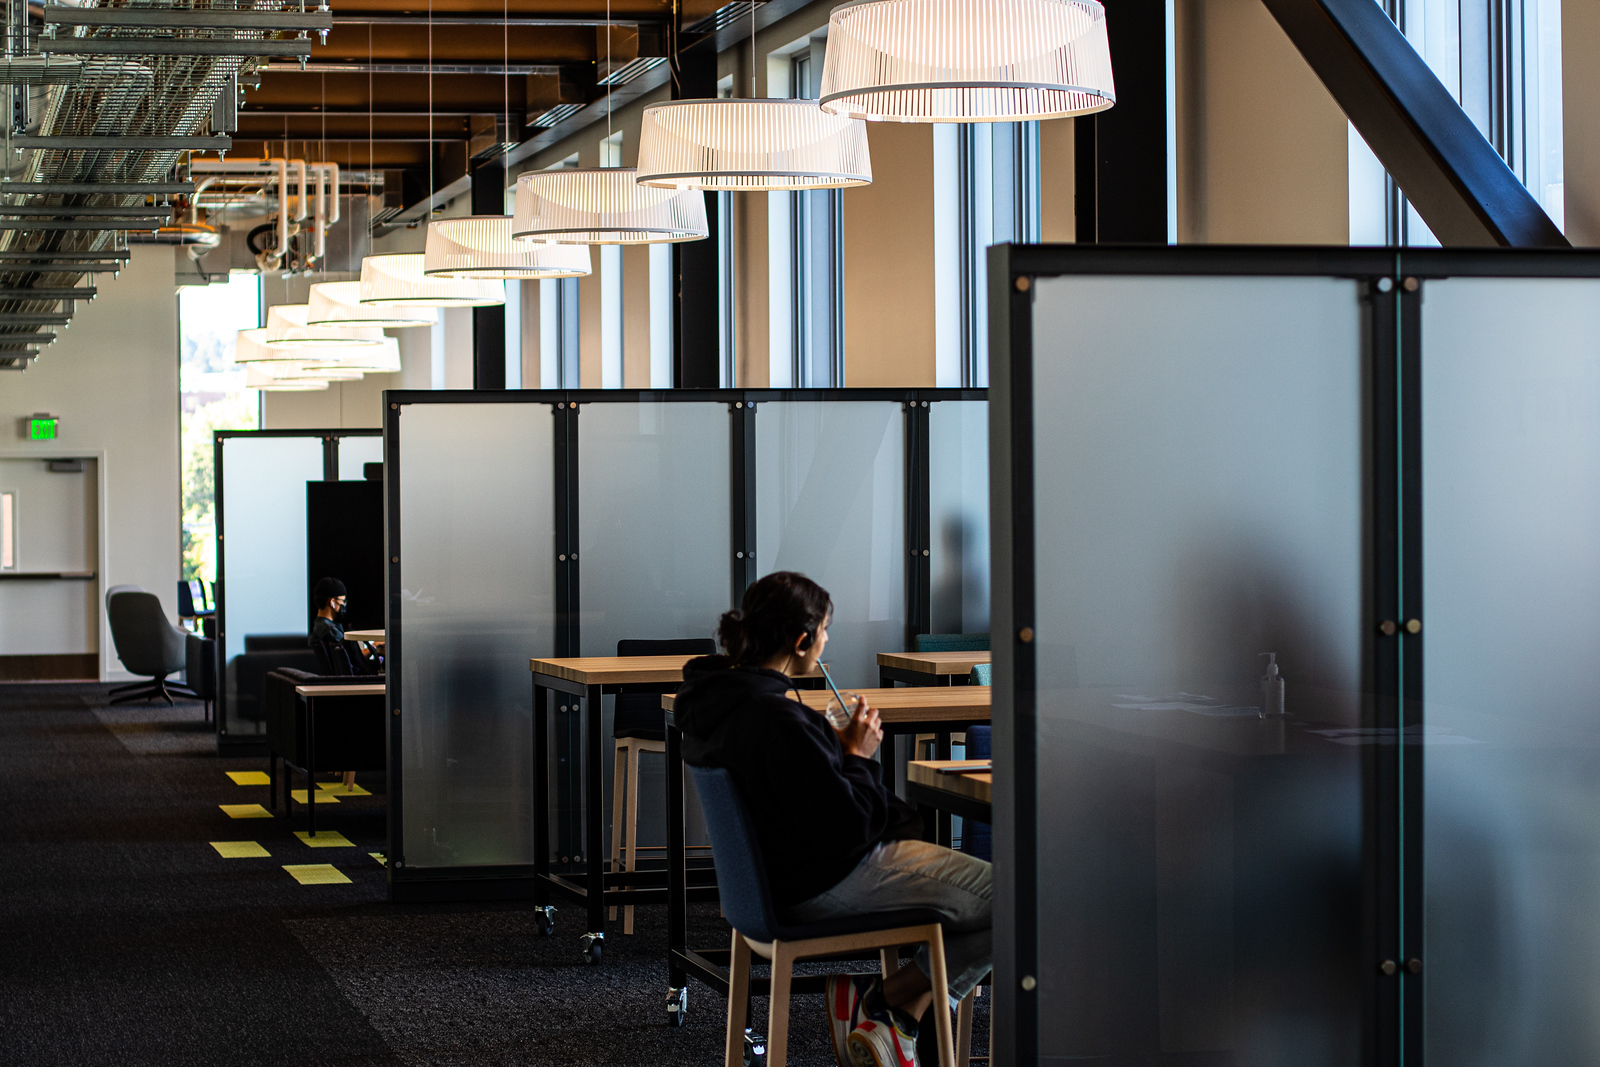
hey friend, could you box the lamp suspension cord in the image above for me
[503,0,510,180]
[427,0,434,213]
[368,25,374,246]
[605,0,612,154]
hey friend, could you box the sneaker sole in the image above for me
[847,1029,909,1067]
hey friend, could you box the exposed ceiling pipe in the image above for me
[190,158,290,267]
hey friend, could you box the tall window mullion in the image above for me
[789,48,844,388]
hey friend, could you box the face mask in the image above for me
[335,602,347,620]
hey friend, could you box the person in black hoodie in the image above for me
[675,572,991,1067]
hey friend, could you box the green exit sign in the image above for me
[28,415,58,440]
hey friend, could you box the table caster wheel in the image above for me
[743,1028,766,1067]
[667,986,688,1027]
[581,931,603,964]
[534,906,556,936]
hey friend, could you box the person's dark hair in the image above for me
[718,572,832,669]
[311,576,346,610]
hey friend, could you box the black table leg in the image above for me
[934,731,953,845]
[583,682,606,962]
[306,696,316,838]
[533,681,550,906]
[666,714,688,1018]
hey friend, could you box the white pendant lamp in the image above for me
[634,99,872,190]
[327,336,403,374]
[512,168,708,244]
[359,253,506,306]
[424,216,593,278]
[235,327,349,363]
[307,282,437,328]
[245,364,332,390]
[263,304,387,349]
[818,0,1116,122]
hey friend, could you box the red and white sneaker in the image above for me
[825,974,876,1067]
[846,1016,920,1067]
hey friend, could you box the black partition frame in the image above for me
[382,387,986,900]
[988,243,1600,1067]
[213,428,382,754]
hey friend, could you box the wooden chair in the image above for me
[691,765,973,1067]
[609,637,717,934]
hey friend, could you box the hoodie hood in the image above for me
[673,655,795,741]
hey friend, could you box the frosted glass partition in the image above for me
[929,400,989,635]
[1421,279,1600,1065]
[397,403,555,868]
[756,401,905,689]
[218,434,324,739]
[337,434,383,481]
[1029,276,1368,1064]
[578,401,731,655]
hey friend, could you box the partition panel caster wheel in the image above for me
[580,931,603,964]
[666,986,688,1027]
[743,1028,766,1067]
[533,906,556,936]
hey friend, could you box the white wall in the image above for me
[0,245,180,679]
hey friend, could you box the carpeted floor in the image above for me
[0,682,989,1066]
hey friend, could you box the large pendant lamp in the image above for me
[262,304,387,349]
[236,327,352,362]
[512,168,708,244]
[817,0,1116,122]
[326,336,403,374]
[307,282,437,328]
[244,364,332,390]
[424,216,593,278]
[634,99,872,190]
[359,253,506,306]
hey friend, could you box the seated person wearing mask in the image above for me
[309,576,372,791]
[674,571,991,1067]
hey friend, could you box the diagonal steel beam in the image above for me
[1260,0,1567,246]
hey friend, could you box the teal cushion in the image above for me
[970,663,992,686]
[912,632,990,653]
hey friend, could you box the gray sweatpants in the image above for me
[782,839,993,1001]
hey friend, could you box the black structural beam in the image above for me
[1074,0,1168,243]
[470,155,507,390]
[1260,0,1567,247]
[672,40,720,388]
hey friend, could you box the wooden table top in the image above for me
[344,629,385,642]
[908,760,993,803]
[531,655,827,686]
[295,683,386,697]
[877,650,991,675]
[663,685,990,724]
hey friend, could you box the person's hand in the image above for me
[837,696,883,760]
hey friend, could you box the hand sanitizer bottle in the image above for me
[1259,653,1286,718]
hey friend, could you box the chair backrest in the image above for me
[177,581,197,617]
[311,638,355,676]
[107,591,186,675]
[104,584,143,613]
[614,637,718,739]
[689,764,782,944]
[970,663,992,686]
[964,724,991,760]
[913,632,990,653]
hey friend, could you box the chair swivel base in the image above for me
[108,677,197,706]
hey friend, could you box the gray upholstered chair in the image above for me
[107,591,193,706]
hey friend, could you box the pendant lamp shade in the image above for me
[327,336,403,374]
[512,168,708,244]
[424,216,593,278]
[818,0,1116,122]
[235,327,350,363]
[359,253,506,306]
[263,304,386,348]
[245,364,332,390]
[307,281,437,328]
[634,99,872,190]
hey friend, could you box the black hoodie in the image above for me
[674,655,922,909]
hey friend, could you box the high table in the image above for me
[906,759,993,825]
[343,629,385,643]
[877,650,991,687]
[528,655,826,966]
[660,686,991,1024]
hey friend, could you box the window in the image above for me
[718,189,737,387]
[1350,0,1563,243]
[178,272,261,583]
[936,122,1041,387]
[538,154,582,388]
[790,46,845,388]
